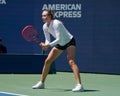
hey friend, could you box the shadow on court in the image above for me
[45,88,99,92]
[83,89,100,92]
[45,88,72,92]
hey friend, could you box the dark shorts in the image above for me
[55,38,76,50]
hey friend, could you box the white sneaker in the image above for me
[32,81,45,89]
[72,84,84,92]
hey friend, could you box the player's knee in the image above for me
[68,59,75,67]
[44,58,52,65]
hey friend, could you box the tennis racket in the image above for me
[22,25,45,54]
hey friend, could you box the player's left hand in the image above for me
[39,43,50,51]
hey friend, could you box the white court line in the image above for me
[0,91,28,96]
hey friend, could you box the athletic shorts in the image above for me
[55,38,76,50]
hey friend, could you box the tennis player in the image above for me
[32,9,84,92]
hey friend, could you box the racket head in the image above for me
[22,25,39,42]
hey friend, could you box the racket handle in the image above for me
[41,50,45,54]
[35,40,41,44]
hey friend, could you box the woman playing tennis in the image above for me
[32,9,84,92]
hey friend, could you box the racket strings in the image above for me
[22,25,41,43]
[32,35,41,44]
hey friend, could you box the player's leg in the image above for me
[41,47,63,83]
[32,47,63,89]
[66,45,84,92]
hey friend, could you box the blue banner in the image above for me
[0,0,120,74]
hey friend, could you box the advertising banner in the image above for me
[0,0,120,74]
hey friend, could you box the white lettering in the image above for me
[61,4,66,10]
[42,4,81,10]
[55,11,82,18]
[42,4,48,10]
[42,4,82,18]
[0,0,6,4]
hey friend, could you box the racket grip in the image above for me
[41,50,45,54]
[35,40,41,44]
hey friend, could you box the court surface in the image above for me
[0,72,120,96]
